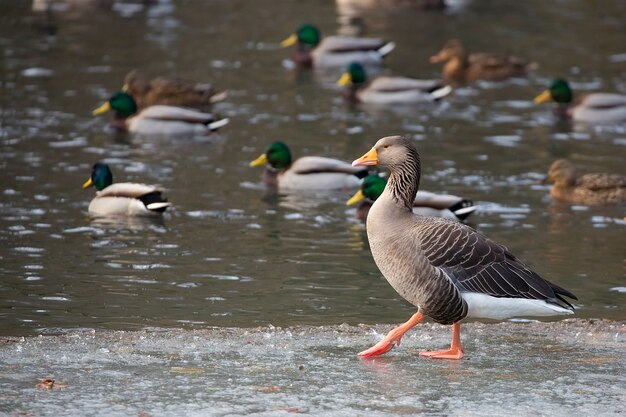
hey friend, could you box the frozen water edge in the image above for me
[1,319,624,417]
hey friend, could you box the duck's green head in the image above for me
[281,24,321,48]
[83,162,113,191]
[534,79,572,104]
[337,62,367,87]
[249,142,292,170]
[346,174,386,205]
[92,91,138,118]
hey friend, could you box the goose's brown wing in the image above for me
[414,217,576,307]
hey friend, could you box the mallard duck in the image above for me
[352,136,576,359]
[281,23,395,68]
[542,159,626,205]
[337,62,452,104]
[249,141,368,190]
[534,79,626,124]
[429,39,532,85]
[347,174,476,222]
[92,91,229,136]
[122,69,227,110]
[82,162,172,217]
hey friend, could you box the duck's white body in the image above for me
[357,77,450,104]
[569,93,626,123]
[274,156,364,190]
[88,183,171,217]
[125,106,228,136]
[312,36,395,68]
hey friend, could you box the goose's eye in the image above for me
[383,145,389,149]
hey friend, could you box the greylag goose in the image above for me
[352,136,577,359]
[83,162,172,217]
[543,159,626,205]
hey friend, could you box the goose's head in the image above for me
[352,136,418,171]
[83,162,113,191]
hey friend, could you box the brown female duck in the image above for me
[429,39,532,85]
[122,69,226,110]
[543,159,626,205]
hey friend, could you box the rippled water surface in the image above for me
[1,0,625,337]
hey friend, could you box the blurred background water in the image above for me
[0,0,624,337]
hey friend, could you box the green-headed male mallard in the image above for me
[93,91,229,136]
[83,162,172,217]
[281,23,395,68]
[347,174,476,222]
[534,79,626,124]
[122,69,227,110]
[542,159,626,205]
[429,39,532,85]
[250,141,368,190]
[351,135,576,359]
[337,62,451,104]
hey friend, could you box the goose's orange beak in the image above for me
[352,147,378,167]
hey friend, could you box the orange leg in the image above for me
[419,322,464,360]
[358,312,425,357]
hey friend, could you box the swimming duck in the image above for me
[281,24,395,68]
[122,69,227,110]
[347,174,476,222]
[534,79,626,124]
[429,39,532,85]
[352,136,576,359]
[93,91,229,136]
[337,62,452,104]
[82,162,172,217]
[542,159,626,205]
[250,141,368,190]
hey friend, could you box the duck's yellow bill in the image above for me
[534,90,552,104]
[337,72,352,87]
[352,147,378,167]
[249,153,268,167]
[82,178,94,189]
[92,101,111,116]
[346,189,365,206]
[280,34,298,48]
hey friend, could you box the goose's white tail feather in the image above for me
[462,292,574,320]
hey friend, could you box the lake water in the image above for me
[1,0,625,338]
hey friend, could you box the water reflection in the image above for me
[0,0,625,336]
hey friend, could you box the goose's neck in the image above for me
[387,152,421,211]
